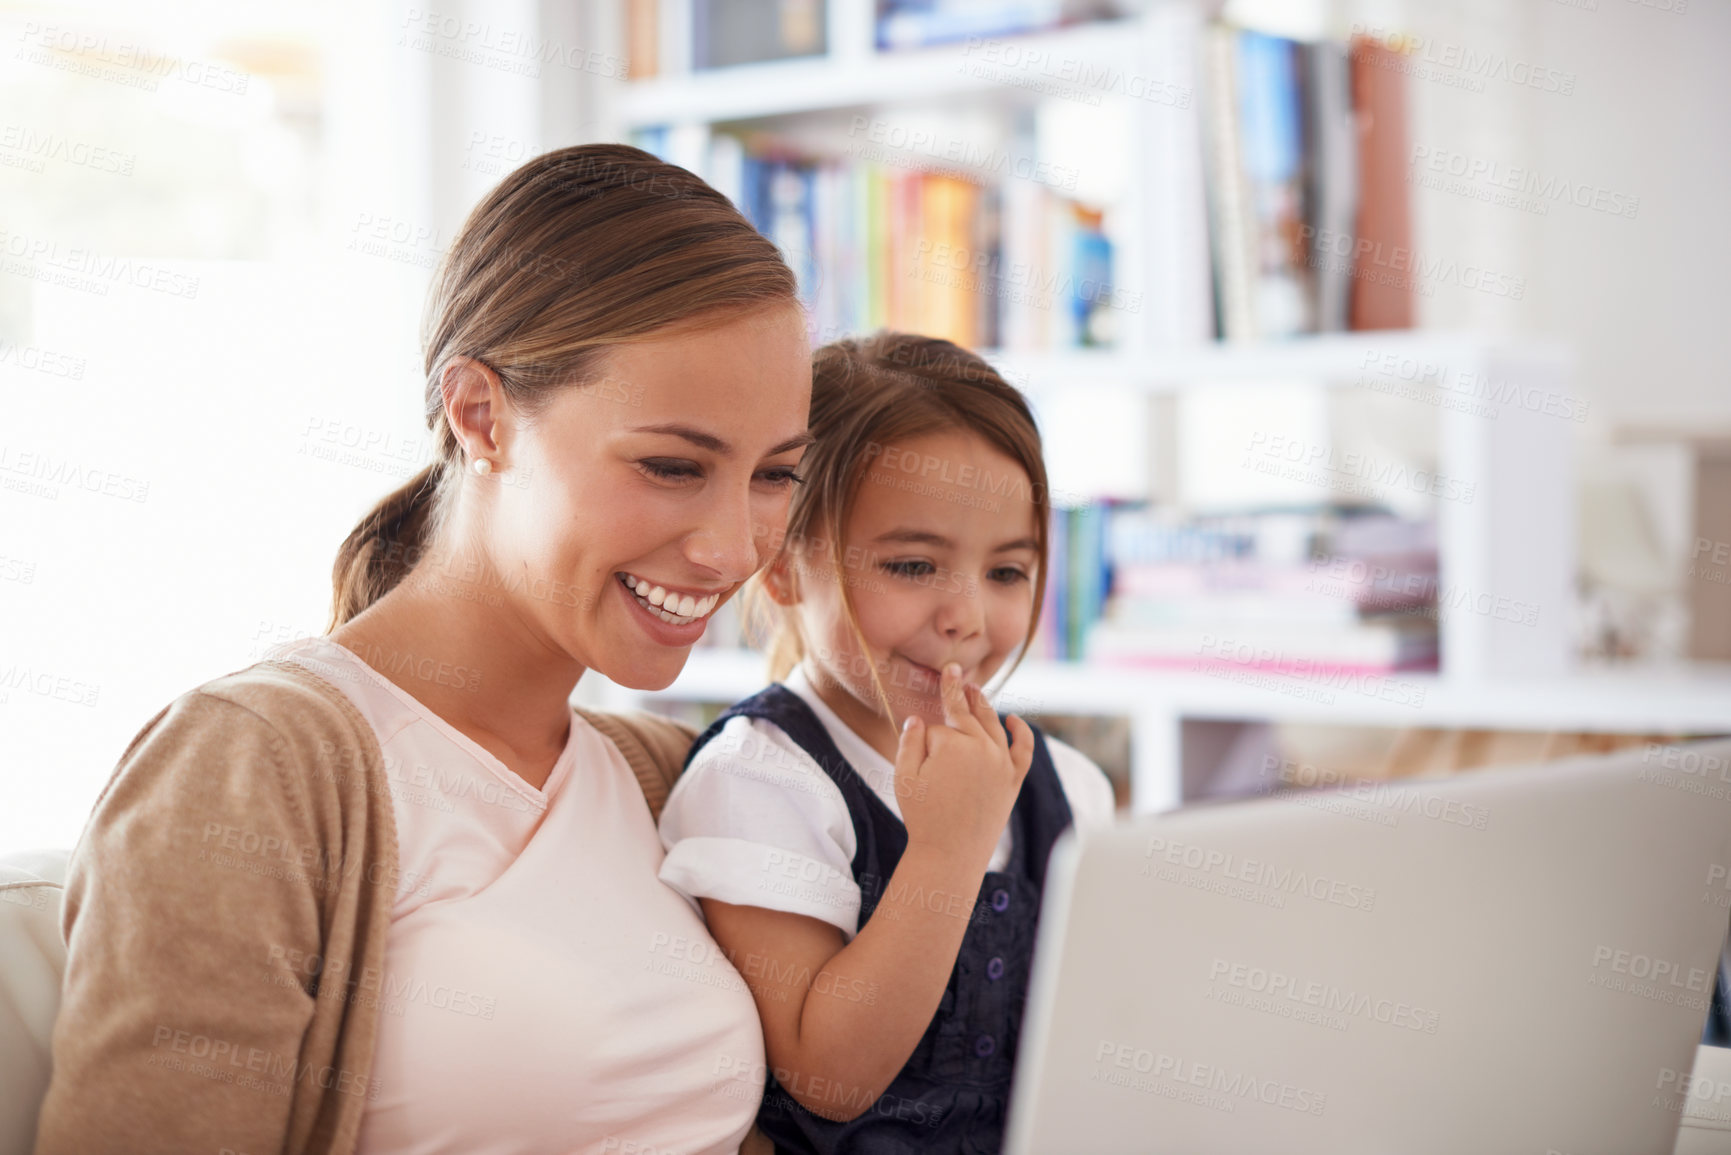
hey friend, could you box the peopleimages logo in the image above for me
[958,37,1192,109]
[1242,430,1477,504]
[1638,743,1731,803]
[1349,23,1577,96]
[14,22,251,95]
[847,116,1080,192]
[1264,756,1491,830]
[1092,1041,1327,1115]
[0,228,200,299]
[1300,224,1526,300]
[1408,144,1640,219]
[1141,836,1377,912]
[1589,944,1713,1000]
[1207,958,1441,1033]
[1358,348,1590,423]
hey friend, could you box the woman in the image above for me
[34,144,812,1155]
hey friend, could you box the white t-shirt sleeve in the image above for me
[658,715,865,939]
[1046,734,1118,830]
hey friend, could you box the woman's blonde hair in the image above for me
[328,143,799,629]
[750,332,1051,717]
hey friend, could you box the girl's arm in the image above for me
[700,666,1033,1121]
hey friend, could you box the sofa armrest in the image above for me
[0,849,70,1155]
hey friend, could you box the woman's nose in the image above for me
[685,485,763,581]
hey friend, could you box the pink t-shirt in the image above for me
[275,637,765,1155]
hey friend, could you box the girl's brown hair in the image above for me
[328,143,799,629]
[753,331,1050,715]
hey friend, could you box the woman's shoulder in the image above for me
[173,656,381,761]
[44,656,395,1155]
[94,657,385,821]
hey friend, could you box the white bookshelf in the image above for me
[618,17,1150,127]
[579,648,1731,814]
[993,333,1579,684]
[987,331,1571,392]
[580,6,1728,812]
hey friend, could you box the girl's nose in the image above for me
[935,586,985,641]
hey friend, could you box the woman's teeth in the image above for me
[619,573,719,625]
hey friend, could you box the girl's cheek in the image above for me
[989,589,1032,646]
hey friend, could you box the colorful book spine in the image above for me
[876,1,1066,51]
[717,136,1114,352]
[1030,501,1114,662]
[1084,504,1441,673]
[1201,22,1409,337]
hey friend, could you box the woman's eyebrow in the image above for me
[628,423,814,456]
[770,431,817,455]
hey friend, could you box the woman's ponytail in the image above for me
[326,461,446,630]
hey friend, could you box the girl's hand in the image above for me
[894,662,1035,871]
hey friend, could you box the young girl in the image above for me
[657,331,1116,1153]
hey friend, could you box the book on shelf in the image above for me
[1031,500,1113,662]
[1200,22,1412,341]
[877,0,1070,50]
[1301,40,1358,333]
[1345,33,1414,330]
[1034,502,1441,672]
[1206,28,1312,340]
[692,0,825,70]
[1201,23,1252,342]
[705,134,1114,352]
[626,0,658,80]
[1086,617,1438,673]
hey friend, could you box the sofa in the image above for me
[0,849,68,1155]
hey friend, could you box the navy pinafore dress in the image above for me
[683,684,1074,1155]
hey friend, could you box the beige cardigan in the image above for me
[33,657,765,1155]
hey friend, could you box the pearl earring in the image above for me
[472,458,493,476]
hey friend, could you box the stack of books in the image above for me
[1081,505,1440,673]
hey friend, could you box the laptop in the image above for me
[1004,740,1731,1155]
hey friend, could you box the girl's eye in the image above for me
[989,567,1029,585]
[637,459,701,481]
[757,468,806,488]
[881,559,936,578]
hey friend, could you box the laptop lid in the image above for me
[1005,740,1731,1154]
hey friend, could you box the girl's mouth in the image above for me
[896,655,945,689]
[616,571,722,626]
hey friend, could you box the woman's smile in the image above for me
[617,570,725,623]
[615,570,722,643]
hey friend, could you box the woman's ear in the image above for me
[441,355,507,465]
